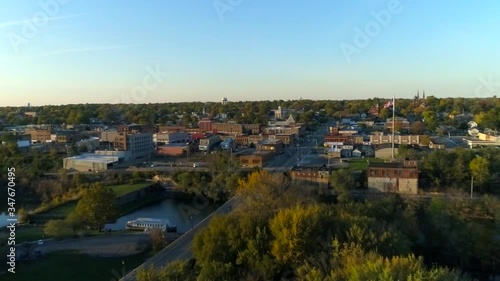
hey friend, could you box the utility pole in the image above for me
[470,175,474,199]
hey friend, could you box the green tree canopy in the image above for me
[72,184,119,230]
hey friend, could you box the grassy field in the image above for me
[348,158,384,171]
[8,250,152,281]
[109,182,153,197]
[31,201,78,223]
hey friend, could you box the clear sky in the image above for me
[1,0,499,106]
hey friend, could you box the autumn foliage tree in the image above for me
[72,184,119,230]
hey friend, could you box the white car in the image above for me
[37,239,44,246]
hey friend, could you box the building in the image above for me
[290,165,330,184]
[385,117,411,131]
[370,135,424,145]
[269,133,295,146]
[158,125,186,133]
[211,123,260,135]
[263,125,304,139]
[198,119,213,132]
[464,132,500,148]
[429,138,446,149]
[220,138,236,151]
[76,137,100,151]
[117,124,143,133]
[239,151,274,168]
[52,131,83,143]
[153,132,190,145]
[63,153,122,172]
[24,111,37,117]
[272,106,293,120]
[113,132,153,157]
[199,135,221,151]
[156,143,188,156]
[367,160,419,194]
[257,139,284,154]
[25,129,52,143]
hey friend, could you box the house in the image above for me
[367,160,419,194]
[468,128,480,137]
[468,121,478,128]
[352,148,362,158]
[429,138,446,149]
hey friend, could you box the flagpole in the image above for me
[391,96,395,160]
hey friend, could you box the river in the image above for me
[105,197,221,233]
[0,213,17,227]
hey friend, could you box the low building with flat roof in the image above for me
[239,151,274,168]
[257,138,283,154]
[63,153,121,172]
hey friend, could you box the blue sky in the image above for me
[1,0,500,106]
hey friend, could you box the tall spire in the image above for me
[423,90,426,99]
[417,90,420,99]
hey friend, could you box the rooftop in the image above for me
[369,161,418,169]
[65,153,119,164]
[291,165,329,171]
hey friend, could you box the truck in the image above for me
[199,135,221,152]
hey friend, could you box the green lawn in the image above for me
[31,201,78,223]
[109,182,153,197]
[10,250,152,281]
[348,158,384,171]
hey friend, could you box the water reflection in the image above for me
[105,198,220,233]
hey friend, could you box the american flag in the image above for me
[383,100,394,109]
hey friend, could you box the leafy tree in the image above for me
[150,228,166,253]
[269,204,333,267]
[17,208,29,224]
[72,184,119,230]
[44,219,75,239]
[329,169,355,201]
[470,156,490,186]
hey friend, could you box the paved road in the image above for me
[120,197,237,281]
[16,233,150,260]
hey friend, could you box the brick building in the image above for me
[25,129,51,143]
[367,160,418,194]
[239,151,274,168]
[290,165,330,184]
